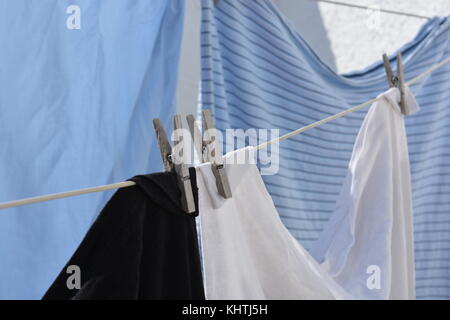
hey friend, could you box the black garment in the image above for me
[42,168,204,300]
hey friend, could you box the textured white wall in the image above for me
[274,0,337,70]
[280,0,450,73]
[176,0,450,115]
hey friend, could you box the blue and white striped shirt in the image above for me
[200,0,450,299]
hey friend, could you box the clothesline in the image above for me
[309,0,433,20]
[1,55,449,210]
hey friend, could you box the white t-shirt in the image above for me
[196,147,352,300]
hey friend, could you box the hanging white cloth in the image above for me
[310,87,419,300]
[197,86,418,300]
[196,147,353,300]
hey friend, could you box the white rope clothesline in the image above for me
[257,56,450,150]
[1,56,449,210]
[0,181,137,210]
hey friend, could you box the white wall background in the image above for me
[292,0,450,73]
[176,0,450,115]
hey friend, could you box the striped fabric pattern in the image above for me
[200,0,450,299]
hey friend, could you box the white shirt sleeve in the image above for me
[309,87,419,300]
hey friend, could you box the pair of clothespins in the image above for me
[153,110,232,214]
[382,52,406,114]
[153,116,196,214]
[186,110,232,199]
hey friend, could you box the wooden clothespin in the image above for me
[382,52,406,114]
[153,117,196,214]
[186,111,232,199]
[153,118,173,172]
[202,110,232,199]
[186,114,204,163]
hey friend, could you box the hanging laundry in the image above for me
[197,147,352,300]
[200,0,450,299]
[310,87,419,300]
[0,0,184,299]
[42,169,204,300]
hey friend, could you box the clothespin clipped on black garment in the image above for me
[186,111,232,199]
[382,52,407,114]
[153,117,196,214]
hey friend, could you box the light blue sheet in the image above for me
[0,0,184,299]
[201,0,450,299]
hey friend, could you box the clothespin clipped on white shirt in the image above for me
[202,110,232,199]
[382,52,406,114]
[153,117,196,214]
[186,111,232,199]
